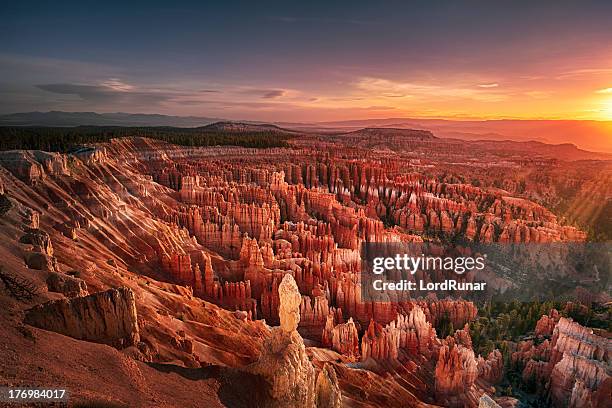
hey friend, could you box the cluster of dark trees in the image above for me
[470,300,609,356]
[0,194,11,217]
[0,126,293,152]
[469,301,558,357]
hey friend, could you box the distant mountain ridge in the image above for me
[201,121,298,134]
[462,139,612,161]
[341,127,437,140]
[1,111,610,154]
[309,118,612,154]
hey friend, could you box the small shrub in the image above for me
[0,194,12,216]
[0,266,39,300]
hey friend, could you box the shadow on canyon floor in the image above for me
[147,362,273,408]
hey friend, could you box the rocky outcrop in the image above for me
[0,134,599,408]
[477,349,504,384]
[361,305,438,361]
[20,229,58,271]
[435,338,479,407]
[24,287,140,349]
[550,354,610,408]
[417,299,478,330]
[247,274,341,408]
[548,318,611,408]
[551,318,610,363]
[20,229,54,256]
[46,272,88,297]
[278,274,302,333]
[23,251,58,271]
[315,363,342,408]
[478,394,501,408]
[517,316,611,408]
[535,309,560,337]
[322,317,360,359]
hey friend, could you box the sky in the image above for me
[2,1,612,122]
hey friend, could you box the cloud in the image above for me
[101,78,134,91]
[36,83,118,101]
[238,88,287,99]
[355,77,508,102]
[478,83,499,88]
[596,87,612,94]
[36,81,172,105]
[555,68,612,80]
[172,99,221,106]
[364,105,396,110]
[262,89,285,99]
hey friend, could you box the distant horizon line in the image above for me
[2,110,612,124]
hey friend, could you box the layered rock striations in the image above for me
[25,287,140,348]
[0,135,599,408]
[515,315,611,408]
[435,339,479,406]
[549,318,611,408]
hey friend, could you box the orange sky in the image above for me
[2,2,612,134]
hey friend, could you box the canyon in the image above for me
[0,128,609,407]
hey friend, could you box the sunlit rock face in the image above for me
[479,394,502,408]
[535,309,561,337]
[548,318,611,408]
[25,287,140,348]
[247,273,341,408]
[278,274,302,333]
[435,340,479,405]
[515,315,611,408]
[0,134,601,407]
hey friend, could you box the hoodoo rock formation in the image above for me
[435,341,479,406]
[0,134,605,408]
[535,309,561,337]
[322,316,360,359]
[25,287,140,348]
[549,318,611,408]
[247,274,341,408]
[514,314,611,408]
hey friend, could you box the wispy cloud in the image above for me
[596,87,612,94]
[555,68,612,80]
[36,80,173,105]
[262,89,285,99]
[355,77,508,102]
[239,88,287,99]
[478,83,499,88]
[382,92,409,98]
[364,105,396,110]
[101,78,134,91]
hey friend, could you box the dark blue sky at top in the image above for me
[4,1,611,74]
[1,1,612,119]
